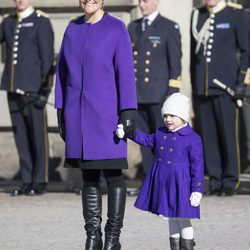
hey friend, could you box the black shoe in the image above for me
[32,183,47,195]
[11,184,32,196]
[204,188,220,196]
[218,188,234,197]
[127,188,139,197]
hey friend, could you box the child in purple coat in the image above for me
[117,93,204,250]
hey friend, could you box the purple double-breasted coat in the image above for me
[133,124,204,219]
[55,14,137,161]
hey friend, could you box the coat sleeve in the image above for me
[114,23,137,111]
[132,129,155,149]
[235,9,249,85]
[189,136,204,193]
[37,17,54,86]
[166,21,182,89]
[54,36,67,109]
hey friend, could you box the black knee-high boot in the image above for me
[180,238,195,250]
[82,185,103,250]
[103,186,126,250]
[170,237,180,250]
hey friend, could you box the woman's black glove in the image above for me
[119,110,137,139]
[57,109,65,141]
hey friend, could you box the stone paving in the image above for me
[0,192,250,250]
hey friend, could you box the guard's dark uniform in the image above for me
[190,2,249,193]
[0,9,54,190]
[128,14,182,173]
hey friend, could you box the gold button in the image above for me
[133,51,138,56]
[197,182,201,186]
[158,158,162,162]
[160,146,164,150]
[164,136,167,140]
[153,43,157,48]
[144,77,149,82]
[145,60,150,64]
[167,160,171,164]
[132,42,135,47]
[134,60,137,64]
[146,51,151,56]
[145,68,150,73]
[170,148,173,152]
[173,137,177,140]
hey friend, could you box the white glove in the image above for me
[189,192,202,207]
[115,124,125,139]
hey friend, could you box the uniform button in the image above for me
[18,24,22,28]
[209,26,214,31]
[145,68,150,73]
[145,60,150,64]
[207,51,211,56]
[207,44,212,49]
[167,160,171,164]
[134,60,137,64]
[210,19,215,24]
[13,53,18,58]
[158,158,162,162]
[210,32,214,37]
[134,68,137,73]
[209,38,214,43]
[135,77,137,81]
[13,60,17,65]
[173,137,177,140]
[153,43,157,48]
[197,182,202,186]
[160,146,164,150]
[16,29,20,33]
[14,41,19,46]
[133,51,138,56]
[170,148,173,152]
[164,136,167,140]
[210,13,215,18]
[15,35,19,40]
[206,57,211,63]
[144,77,149,82]
[13,47,18,52]
[146,51,151,56]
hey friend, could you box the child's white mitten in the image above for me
[189,192,202,207]
[115,124,125,139]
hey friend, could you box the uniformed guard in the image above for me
[128,0,182,178]
[0,0,54,195]
[190,0,249,196]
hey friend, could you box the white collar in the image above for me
[143,11,159,25]
[171,122,188,132]
[208,0,226,14]
[17,6,35,20]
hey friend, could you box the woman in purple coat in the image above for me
[117,93,204,250]
[55,0,137,249]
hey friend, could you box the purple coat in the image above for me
[133,124,204,219]
[55,14,137,160]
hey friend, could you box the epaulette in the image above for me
[227,2,243,9]
[3,12,16,19]
[3,13,10,19]
[36,10,49,18]
[69,16,78,22]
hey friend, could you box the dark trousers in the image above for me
[81,169,125,190]
[197,95,240,191]
[137,103,164,174]
[7,93,49,185]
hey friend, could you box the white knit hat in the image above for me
[161,93,190,122]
